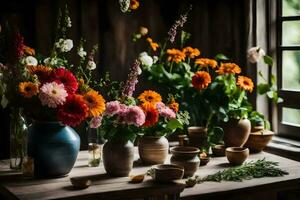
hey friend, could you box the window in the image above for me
[277,0,300,139]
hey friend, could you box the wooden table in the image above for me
[0,150,300,200]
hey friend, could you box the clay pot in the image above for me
[212,144,226,157]
[170,146,200,177]
[152,164,184,183]
[138,136,169,165]
[245,127,274,152]
[187,126,208,149]
[103,139,134,177]
[223,119,251,147]
[225,147,249,165]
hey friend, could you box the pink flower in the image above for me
[39,82,68,108]
[155,102,176,119]
[156,102,166,110]
[105,101,121,116]
[125,106,146,126]
[90,116,102,128]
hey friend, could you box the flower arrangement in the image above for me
[119,0,140,13]
[0,7,106,128]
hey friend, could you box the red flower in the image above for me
[51,68,78,94]
[140,103,159,127]
[58,94,89,127]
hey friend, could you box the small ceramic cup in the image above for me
[225,147,249,165]
[151,164,184,183]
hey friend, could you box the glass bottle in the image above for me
[88,128,105,167]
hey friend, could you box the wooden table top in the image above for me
[1,150,300,200]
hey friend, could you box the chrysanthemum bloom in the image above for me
[105,101,121,116]
[138,90,162,104]
[237,76,254,92]
[195,58,218,69]
[58,94,89,127]
[130,0,139,10]
[83,90,106,117]
[90,116,102,129]
[19,82,39,98]
[23,46,35,56]
[168,98,179,113]
[182,47,200,59]
[52,68,78,94]
[216,63,241,75]
[192,71,212,90]
[146,38,159,51]
[39,82,68,108]
[140,103,159,127]
[125,105,146,127]
[167,49,186,63]
[27,65,52,83]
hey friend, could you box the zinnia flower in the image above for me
[216,63,241,75]
[141,103,159,127]
[39,82,68,108]
[125,105,146,126]
[90,116,102,128]
[146,38,159,51]
[167,49,186,63]
[192,71,212,90]
[168,98,179,113]
[130,0,139,10]
[83,90,106,117]
[247,47,265,63]
[58,94,89,127]
[182,47,200,58]
[51,68,78,94]
[27,65,52,83]
[19,82,39,98]
[138,90,162,104]
[105,101,121,116]
[237,76,254,92]
[195,58,218,69]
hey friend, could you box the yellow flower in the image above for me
[168,97,179,113]
[195,58,218,69]
[146,37,159,51]
[83,90,106,117]
[182,47,200,59]
[138,90,162,104]
[237,76,254,92]
[130,0,139,10]
[19,82,39,98]
[216,63,241,75]
[167,48,186,63]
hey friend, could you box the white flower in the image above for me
[55,39,73,52]
[119,0,130,13]
[39,82,68,108]
[247,47,265,63]
[25,56,38,66]
[139,52,153,67]
[44,57,58,66]
[78,47,87,58]
[87,60,96,70]
[67,17,72,28]
[153,56,158,64]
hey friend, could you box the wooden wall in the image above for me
[0,0,253,158]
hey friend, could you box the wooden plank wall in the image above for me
[0,0,252,158]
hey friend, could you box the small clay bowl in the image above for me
[200,157,210,166]
[70,177,92,189]
[152,164,184,183]
[225,147,249,165]
[212,144,225,157]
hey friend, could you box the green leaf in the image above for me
[271,74,276,85]
[166,119,183,131]
[277,97,284,103]
[208,127,224,145]
[215,54,230,61]
[257,83,270,94]
[263,55,273,67]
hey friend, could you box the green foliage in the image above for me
[215,54,230,62]
[263,55,273,67]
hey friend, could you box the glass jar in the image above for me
[87,128,104,167]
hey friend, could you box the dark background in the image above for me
[0,0,253,159]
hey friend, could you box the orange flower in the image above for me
[130,0,139,10]
[168,97,179,113]
[192,71,212,90]
[182,47,200,59]
[23,45,35,56]
[138,90,162,104]
[237,76,254,92]
[19,82,39,98]
[146,37,159,51]
[83,90,106,117]
[195,58,218,69]
[140,103,159,127]
[216,63,241,75]
[167,48,186,63]
[27,65,52,82]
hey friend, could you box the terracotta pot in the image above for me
[223,119,251,147]
[103,139,134,177]
[212,144,226,157]
[187,126,208,149]
[245,127,274,152]
[152,164,184,183]
[170,146,200,177]
[225,147,249,165]
[138,136,169,165]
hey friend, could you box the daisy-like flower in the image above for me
[182,47,200,59]
[216,63,241,75]
[24,56,38,66]
[140,103,159,127]
[39,82,68,108]
[27,65,52,83]
[195,58,218,69]
[19,82,39,98]
[167,49,186,63]
[58,94,89,127]
[52,68,78,94]
[23,46,35,56]
[237,76,254,92]
[83,90,106,117]
[138,90,162,104]
[192,71,212,90]
[125,105,146,127]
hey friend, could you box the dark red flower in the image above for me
[51,68,78,94]
[58,94,89,127]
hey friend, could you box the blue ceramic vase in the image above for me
[28,121,80,178]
